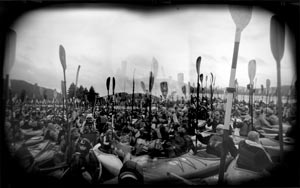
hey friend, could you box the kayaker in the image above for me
[206,124,238,158]
[265,108,279,126]
[206,110,224,133]
[253,109,273,131]
[236,131,273,172]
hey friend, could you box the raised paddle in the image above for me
[195,56,201,148]
[200,73,203,100]
[248,59,256,131]
[210,73,214,111]
[149,71,154,124]
[59,44,70,163]
[270,15,285,161]
[219,5,252,184]
[132,69,135,112]
[112,77,116,112]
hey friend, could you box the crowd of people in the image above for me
[3,94,297,184]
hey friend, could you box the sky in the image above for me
[5,4,297,96]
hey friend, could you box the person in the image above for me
[253,109,273,131]
[207,110,224,133]
[236,131,273,172]
[206,124,238,158]
[265,108,279,126]
[81,114,97,134]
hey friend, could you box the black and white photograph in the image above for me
[1,1,299,187]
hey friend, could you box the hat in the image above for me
[216,124,224,130]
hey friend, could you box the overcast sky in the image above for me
[7,5,296,96]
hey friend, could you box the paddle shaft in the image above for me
[63,70,71,164]
[219,27,242,184]
[167,172,196,185]
[196,74,200,147]
[276,61,284,161]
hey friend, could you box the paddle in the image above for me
[195,56,201,148]
[167,172,196,185]
[200,74,203,100]
[149,71,154,124]
[210,73,214,111]
[112,77,115,112]
[270,14,285,161]
[248,59,256,132]
[3,29,16,148]
[106,77,111,112]
[59,44,70,163]
[219,5,252,184]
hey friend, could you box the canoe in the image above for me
[20,128,44,139]
[92,143,123,177]
[128,150,233,184]
[24,136,44,146]
[225,157,270,185]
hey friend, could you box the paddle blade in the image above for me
[106,77,111,92]
[266,79,271,91]
[149,71,154,92]
[75,65,81,86]
[248,60,256,84]
[196,56,201,75]
[270,15,285,63]
[205,75,208,81]
[210,73,214,84]
[59,45,66,70]
[229,5,252,30]
[160,81,168,99]
[112,77,116,93]
[261,84,264,94]
[141,81,146,93]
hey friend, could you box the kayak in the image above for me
[20,128,44,139]
[27,140,51,158]
[261,123,291,134]
[128,150,233,184]
[259,137,294,160]
[92,143,123,177]
[225,157,270,185]
[24,136,44,146]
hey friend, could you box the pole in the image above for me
[219,6,252,184]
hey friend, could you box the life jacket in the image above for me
[237,140,272,172]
